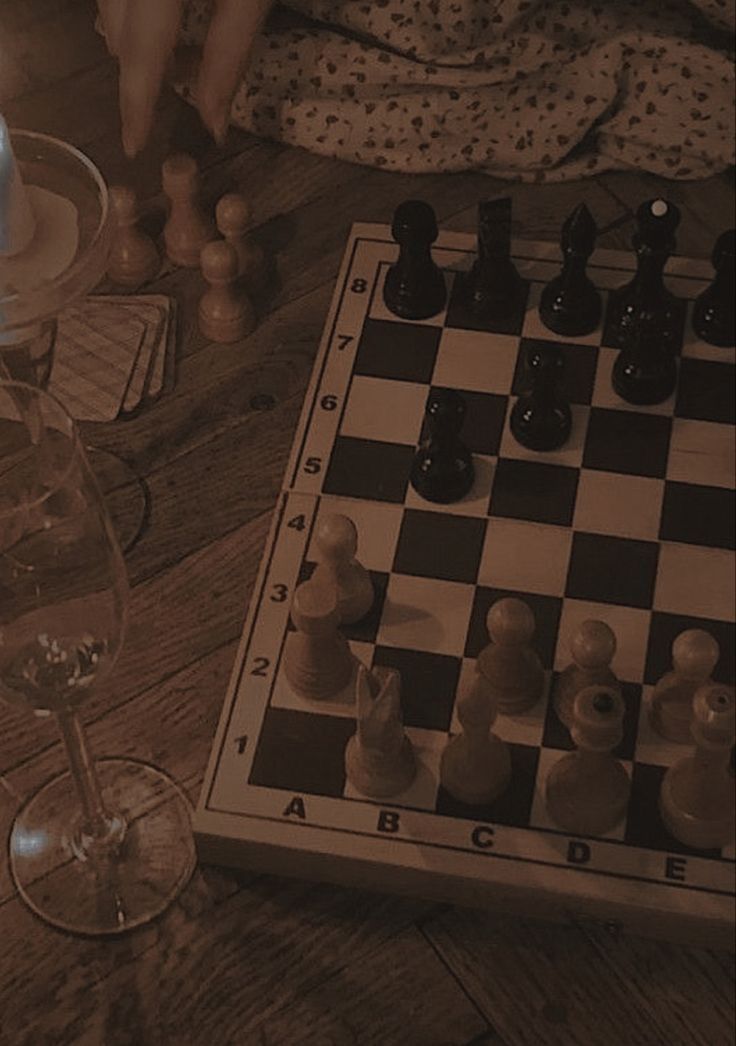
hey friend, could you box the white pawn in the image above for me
[215,193,267,293]
[440,673,511,805]
[106,185,160,287]
[312,514,373,625]
[545,685,630,836]
[283,578,355,701]
[554,620,618,729]
[477,597,545,714]
[659,683,735,850]
[345,664,416,797]
[162,153,214,268]
[649,629,720,743]
[199,240,256,343]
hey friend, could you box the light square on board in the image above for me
[478,517,572,596]
[654,543,736,621]
[667,418,736,490]
[404,454,496,518]
[498,401,589,470]
[554,599,651,685]
[520,282,605,346]
[340,375,426,447]
[432,328,519,394]
[310,496,405,573]
[368,261,452,326]
[377,573,475,657]
[573,470,665,542]
[592,347,676,416]
[344,727,444,812]
[528,746,631,841]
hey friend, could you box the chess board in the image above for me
[194,220,736,948]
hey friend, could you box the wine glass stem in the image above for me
[57,710,122,845]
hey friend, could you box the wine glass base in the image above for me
[84,446,148,555]
[9,758,196,936]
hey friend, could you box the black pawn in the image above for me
[510,344,572,451]
[539,203,601,337]
[607,198,682,353]
[383,199,447,320]
[410,388,474,503]
[693,229,735,348]
[456,198,525,319]
[612,312,677,405]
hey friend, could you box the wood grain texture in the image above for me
[0,3,734,1044]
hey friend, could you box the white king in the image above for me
[0,114,36,257]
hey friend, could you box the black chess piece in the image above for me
[692,229,735,348]
[510,344,572,451]
[383,199,447,320]
[410,388,475,503]
[606,198,683,353]
[539,203,602,337]
[454,198,525,319]
[611,312,677,405]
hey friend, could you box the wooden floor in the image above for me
[1,3,734,1044]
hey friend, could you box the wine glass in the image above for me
[0,381,195,934]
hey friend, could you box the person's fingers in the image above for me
[118,0,182,157]
[197,0,274,144]
[96,0,127,57]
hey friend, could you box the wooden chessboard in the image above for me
[194,220,736,949]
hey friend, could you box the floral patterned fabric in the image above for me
[178,0,735,181]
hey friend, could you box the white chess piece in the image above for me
[162,153,214,267]
[215,193,267,293]
[554,620,618,729]
[659,683,735,850]
[344,664,416,797]
[439,673,511,804]
[312,513,374,625]
[283,578,355,700]
[649,629,720,743]
[199,240,256,343]
[477,597,545,713]
[107,185,159,287]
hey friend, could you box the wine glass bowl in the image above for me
[1,382,195,934]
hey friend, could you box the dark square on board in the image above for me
[354,319,442,384]
[645,612,736,686]
[659,482,735,551]
[393,509,487,584]
[372,646,461,732]
[566,532,659,609]
[582,407,672,478]
[490,458,579,526]
[249,707,356,798]
[675,358,735,425]
[625,762,722,858]
[513,339,599,405]
[445,271,531,337]
[323,437,414,502]
[435,742,539,827]
[465,586,562,666]
[425,386,507,456]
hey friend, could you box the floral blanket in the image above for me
[178,0,735,181]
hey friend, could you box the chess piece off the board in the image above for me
[162,153,215,268]
[312,513,374,625]
[510,343,572,452]
[215,193,268,294]
[554,620,619,729]
[454,198,525,321]
[611,311,677,406]
[344,664,416,797]
[440,673,511,805]
[106,185,160,287]
[410,388,474,503]
[477,597,545,714]
[283,578,355,700]
[545,685,631,836]
[539,202,601,337]
[383,199,446,320]
[649,629,721,744]
[199,240,256,343]
[692,229,735,348]
[659,683,735,850]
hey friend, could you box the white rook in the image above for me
[0,115,36,257]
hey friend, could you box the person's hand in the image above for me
[97,0,274,158]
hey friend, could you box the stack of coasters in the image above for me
[49,294,176,421]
